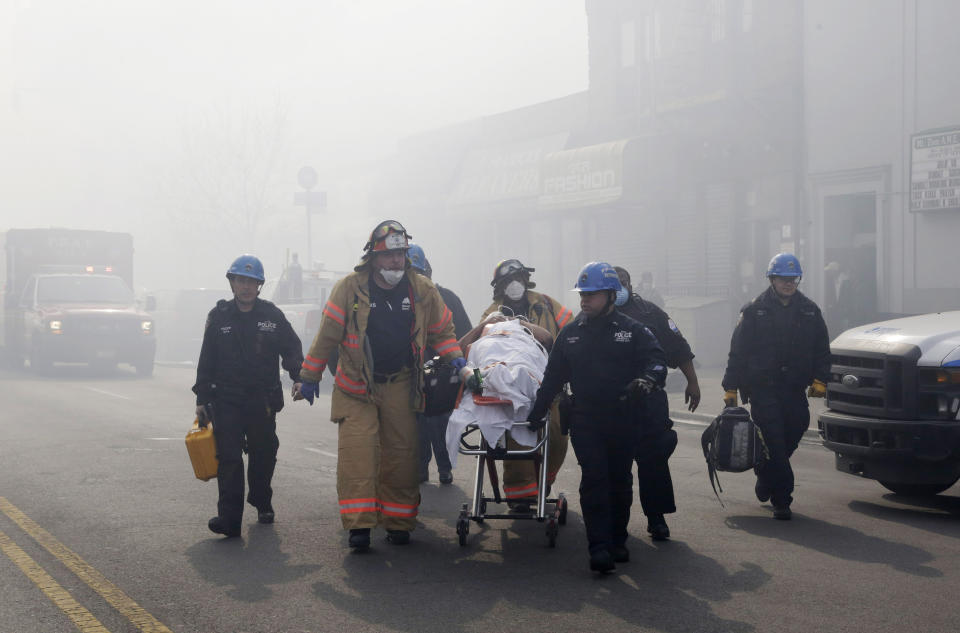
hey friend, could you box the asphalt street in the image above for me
[0,363,958,633]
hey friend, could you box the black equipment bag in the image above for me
[423,357,461,416]
[700,406,769,506]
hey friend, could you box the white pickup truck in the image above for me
[819,311,960,495]
[261,267,346,354]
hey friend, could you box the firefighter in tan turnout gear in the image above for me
[479,259,574,512]
[294,220,465,549]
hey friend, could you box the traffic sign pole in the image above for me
[294,167,326,269]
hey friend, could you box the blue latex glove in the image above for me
[451,357,466,372]
[301,382,319,405]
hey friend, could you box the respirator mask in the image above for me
[614,287,630,306]
[380,269,405,287]
[504,280,525,301]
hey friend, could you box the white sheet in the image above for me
[445,319,549,467]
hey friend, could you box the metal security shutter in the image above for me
[705,182,734,297]
[666,191,701,295]
[593,204,657,273]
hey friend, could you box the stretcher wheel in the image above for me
[557,493,568,526]
[546,518,558,548]
[457,517,469,546]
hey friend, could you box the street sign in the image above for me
[293,191,327,211]
[911,127,960,213]
[297,165,319,190]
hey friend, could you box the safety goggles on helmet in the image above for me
[491,259,535,287]
[364,220,411,253]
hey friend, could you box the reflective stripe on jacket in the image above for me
[300,267,463,410]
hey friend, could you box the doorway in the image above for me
[823,192,878,335]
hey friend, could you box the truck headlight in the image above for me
[49,320,62,334]
[141,320,153,334]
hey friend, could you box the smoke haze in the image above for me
[1,0,588,291]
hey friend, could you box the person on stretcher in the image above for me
[444,314,554,471]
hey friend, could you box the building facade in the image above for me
[804,0,960,327]
[369,0,960,360]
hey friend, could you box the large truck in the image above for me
[260,265,346,354]
[0,228,156,376]
[818,311,960,495]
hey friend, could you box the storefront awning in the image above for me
[537,139,632,211]
[447,133,569,207]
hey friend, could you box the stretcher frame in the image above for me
[455,418,568,547]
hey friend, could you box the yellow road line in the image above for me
[0,529,111,633]
[0,497,173,633]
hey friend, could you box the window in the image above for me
[640,14,653,62]
[652,10,662,59]
[621,20,636,68]
[37,275,133,304]
[710,0,726,42]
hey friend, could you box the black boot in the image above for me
[646,514,670,541]
[589,549,616,573]
[208,516,241,538]
[257,505,275,524]
[349,528,371,550]
[386,530,411,545]
[773,505,792,520]
[609,544,630,563]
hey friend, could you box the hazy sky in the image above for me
[1,0,589,246]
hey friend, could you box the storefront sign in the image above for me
[911,127,960,212]
[538,140,628,210]
[448,134,568,206]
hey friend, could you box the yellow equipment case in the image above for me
[185,419,218,481]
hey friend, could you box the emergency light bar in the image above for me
[36,264,119,275]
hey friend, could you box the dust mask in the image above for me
[614,287,629,307]
[504,280,525,301]
[379,268,405,287]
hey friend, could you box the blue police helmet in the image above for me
[572,261,622,292]
[226,254,265,282]
[406,243,432,277]
[766,253,803,278]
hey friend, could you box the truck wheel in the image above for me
[879,478,959,496]
[135,362,154,378]
[30,345,51,375]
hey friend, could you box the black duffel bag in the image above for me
[423,357,462,416]
[701,406,769,506]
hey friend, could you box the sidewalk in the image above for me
[665,365,825,439]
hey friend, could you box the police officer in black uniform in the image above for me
[527,262,666,573]
[193,255,304,537]
[613,266,700,541]
[722,253,830,520]
[406,243,472,484]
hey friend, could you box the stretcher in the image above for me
[445,318,568,547]
[455,419,568,547]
